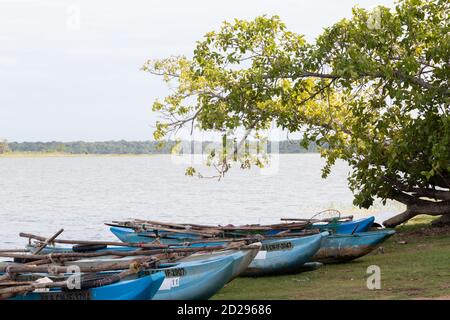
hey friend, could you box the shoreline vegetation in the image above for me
[0,152,162,158]
[213,215,450,300]
[0,140,318,156]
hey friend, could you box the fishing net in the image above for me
[309,209,343,233]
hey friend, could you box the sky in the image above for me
[0,0,396,142]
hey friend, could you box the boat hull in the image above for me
[241,232,326,277]
[179,243,261,281]
[110,227,327,277]
[310,216,375,234]
[110,226,200,244]
[150,253,236,300]
[9,272,165,300]
[312,229,396,263]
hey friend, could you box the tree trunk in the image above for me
[431,214,450,227]
[383,201,450,227]
[383,209,418,227]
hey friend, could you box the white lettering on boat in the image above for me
[159,277,180,290]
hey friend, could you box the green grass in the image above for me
[213,215,450,300]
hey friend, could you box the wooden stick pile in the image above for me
[0,229,252,300]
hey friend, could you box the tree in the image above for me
[0,139,9,154]
[144,0,450,227]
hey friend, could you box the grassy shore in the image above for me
[213,215,450,300]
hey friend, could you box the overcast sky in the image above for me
[0,0,395,142]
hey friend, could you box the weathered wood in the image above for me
[112,219,309,234]
[0,262,150,300]
[0,281,33,287]
[123,221,221,237]
[32,228,64,255]
[20,232,169,248]
[0,280,68,299]
[132,219,225,234]
[1,256,159,275]
[280,215,354,223]
[0,249,29,253]
[0,245,228,263]
[137,230,319,242]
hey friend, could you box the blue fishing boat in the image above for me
[241,232,326,276]
[109,216,375,243]
[24,241,261,282]
[4,247,255,300]
[110,226,328,276]
[109,226,204,244]
[310,216,375,234]
[24,243,136,255]
[9,272,165,300]
[312,229,396,263]
[70,250,248,300]
[178,242,261,281]
[149,252,236,300]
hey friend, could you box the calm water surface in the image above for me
[0,154,403,248]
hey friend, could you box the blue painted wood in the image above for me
[9,271,165,300]
[25,243,136,254]
[313,229,396,263]
[241,232,327,276]
[110,226,196,244]
[150,252,237,300]
[310,216,375,234]
[8,250,249,300]
[109,216,375,245]
[109,227,329,276]
[110,226,231,246]
[112,228,326,277]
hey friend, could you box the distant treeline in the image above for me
[5,140,318,154]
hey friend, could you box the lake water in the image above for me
[0,154,404,248]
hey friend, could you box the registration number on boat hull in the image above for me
[261,241,293,252]
[40,290,92,300]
